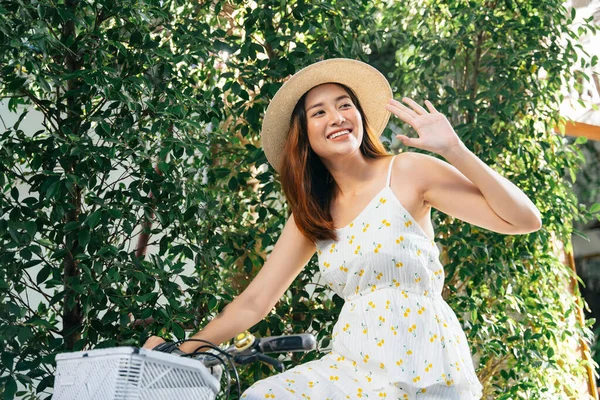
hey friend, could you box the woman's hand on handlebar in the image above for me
[143,335,166,349]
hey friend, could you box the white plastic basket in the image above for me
[52,347,221,400]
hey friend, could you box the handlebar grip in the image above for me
[258,334,316,353]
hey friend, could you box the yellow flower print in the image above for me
[375,197,387,208]
[446,379,455,386]
[392,257,404,268]
[379,362,385,369]
[361,322,368,335]
[452,361,461,371]
[365,372,373,382]
[355,286,360,295]
[408,324,417,337]
[367,301,376,310]
[285,379,295,384]
[323,261,331,269]
[412,375,421,383]
[337,355,345,362]
[329,243,337,253]
[375,271,383,280]
[329,364,339,370]
[404,220,413,228]
[378,219,391,229]
[347,234,355,244]
[414,273,421,283]
[401,306,411,317]
[354,245,362,255]
[370,284,378,292]
[378,393,387,398]
[391,325,398,336]
[425,361,433,372]
[434,268,444,278]
[264,389,276,398]
[357,388,365,398]
[401,290,409,298]
[396,358,403,366]
[301,394,311,399]
[395,235,405,244]
[329,375,339,381]
[391,279,400,287]
[308,381,316,388]
[416,248,422,256]
[285,387,296,393]
[339,263,348,272]
[357,269,364,277]
[429,332,438,343]
[378,315,386,326]
[385,300,391,309]
[317,249,322,256]
[403,394,409,399]
[360,352,370,363]
[373,242,382,253]
[349,222,354,228]
[417,302,426,315]
[375,338,385,347]
[362,223,370,232]
[342,323,351,333]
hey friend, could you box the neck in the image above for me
[323,153,385,198]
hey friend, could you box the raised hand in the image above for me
[385,97,462,157]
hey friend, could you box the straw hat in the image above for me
[261,58,392,172]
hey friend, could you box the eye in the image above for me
[311,110,324,117]
[340,103,352,109]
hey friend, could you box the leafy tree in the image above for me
[373,0,600,398]
[0,0,381,398]
[1,0,599,399]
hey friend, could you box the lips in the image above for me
[327,129,352,139]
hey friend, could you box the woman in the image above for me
[144,59,541,399]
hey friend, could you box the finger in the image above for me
[390,99,419,118]
[424,100,438,113]
[395,134,423,149]
[401,97,428,115]
[385,100,417,124]
[143,336,166,349]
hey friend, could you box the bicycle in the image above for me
[52,331,317,400]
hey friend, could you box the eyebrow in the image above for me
[306,95,352,112]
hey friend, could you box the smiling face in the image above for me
[303,83,365,164]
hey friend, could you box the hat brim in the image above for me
[261,58,393,172]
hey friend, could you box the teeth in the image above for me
[329,130,350,139]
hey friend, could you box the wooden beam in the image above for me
[554,121,600,141]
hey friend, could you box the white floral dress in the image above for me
[241,155,483,399]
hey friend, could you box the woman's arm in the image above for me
[386,97,541,234]
[144,213,316,353]
[407,150,541,234]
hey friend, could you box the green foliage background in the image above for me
[1,0,599,399]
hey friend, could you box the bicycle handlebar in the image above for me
[153,331,317,373]
[202,331,317,372]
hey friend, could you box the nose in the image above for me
[330,110,345,125]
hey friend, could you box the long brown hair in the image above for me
[280,83,388,243]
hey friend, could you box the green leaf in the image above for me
[78,229,90,247]
[87,210,102,228]
[4,375,17,399]
[36,265,51,285]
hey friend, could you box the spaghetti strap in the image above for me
[386,155,397,187]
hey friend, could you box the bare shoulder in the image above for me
[390,151,435,193]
